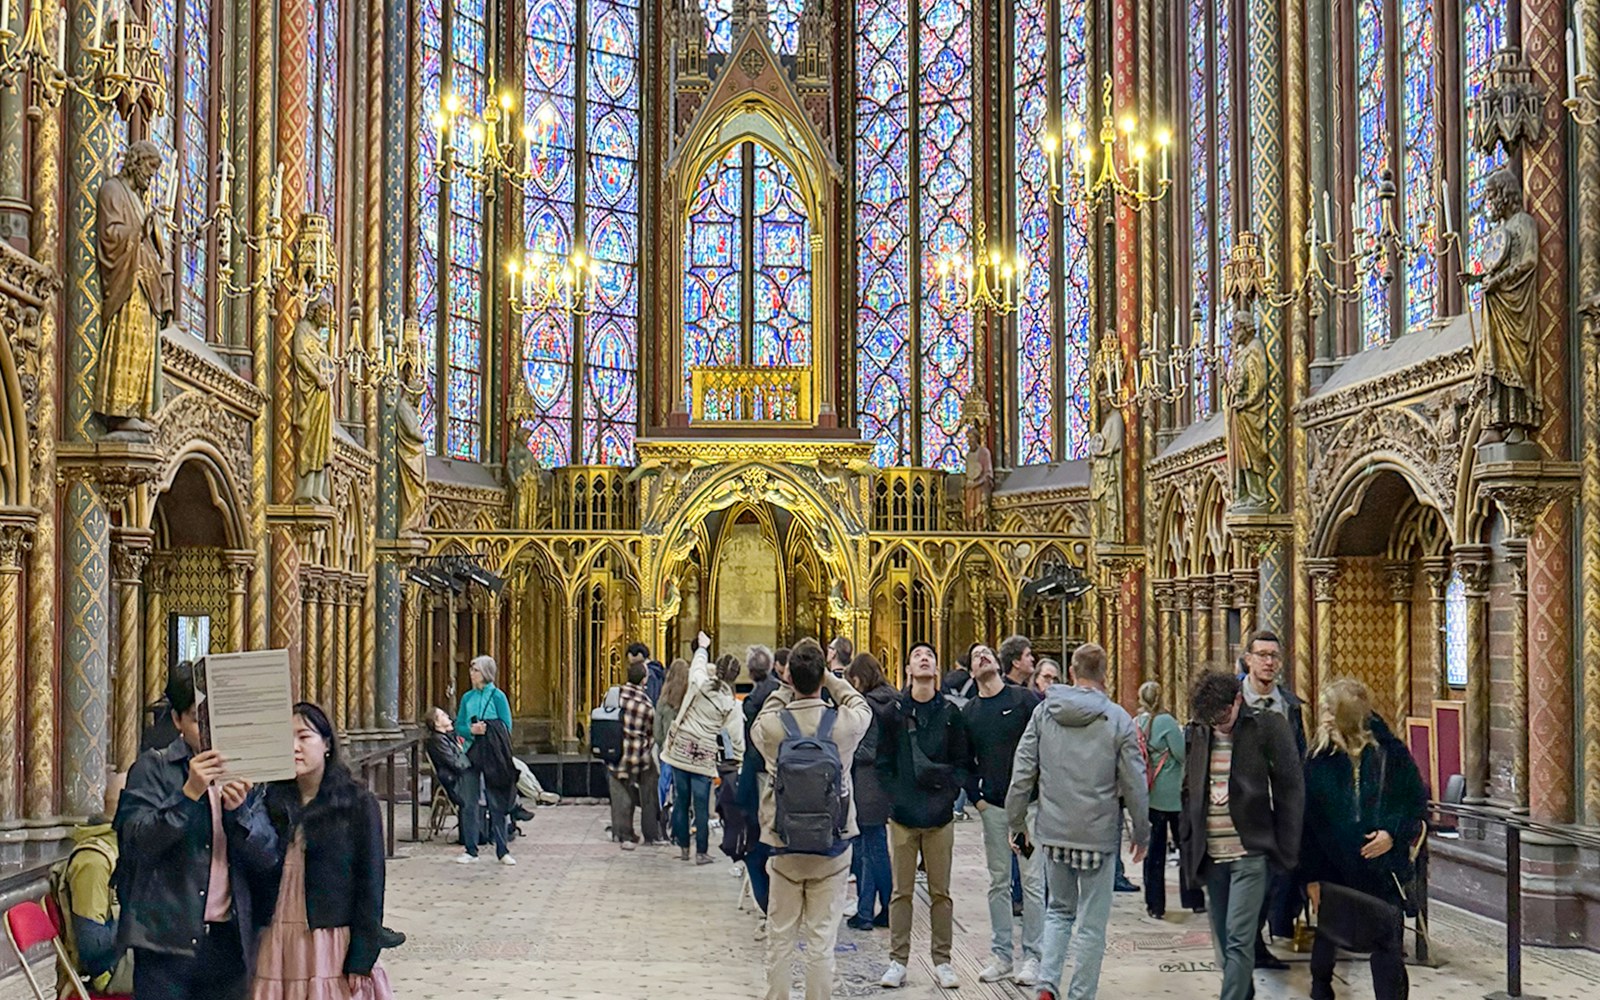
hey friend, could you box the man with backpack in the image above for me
[54,772,133,996]
[751,637,872,1000]
[627,642,667,705]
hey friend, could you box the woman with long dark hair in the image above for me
[252,703,393,1000]
[660,631,744,864]
[845,652,897,931]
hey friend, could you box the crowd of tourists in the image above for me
[601,627,1427,1000]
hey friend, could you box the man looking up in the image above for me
[627,641,666,705]
[829,636,853,677]
[1008,642,1148,1000]
[964,645,1045,986]
[877,642,971,990]
[752,638,872,1000]
[1179,671,1304,1000]
[998,634,1035,687]
[114,661,282,1000]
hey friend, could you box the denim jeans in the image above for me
[658,761,675,815]
[855,823,892,920]
[1145,808,1205,915]
[1205,854,1270,1000]
[458,766,509,859]
[748,838,773,914]
[977,804,1043,964]
[671,768,713,855]
[1038,851,1116,1000]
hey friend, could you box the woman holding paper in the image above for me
[253,703,395,1000]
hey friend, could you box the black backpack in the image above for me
[773,708,848,855]
[589,686,623,766]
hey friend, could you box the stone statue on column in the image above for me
[94,140,172,439]
[506,443,549,530]
[1461,167,1539,445]
[962,406,994,532]
[292,300,335,504]
[396,359,429,534]
[1224,308,1269,508]
[1089,406,1125,542]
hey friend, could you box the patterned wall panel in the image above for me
[163,548,234,650]
[1330,557,1397,723]
[61,481,109,816]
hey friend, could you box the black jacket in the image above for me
[1178,711,1305,885]
[112,738,281,970]
[1299,716,1427,905]
[260,785,387,975]
[736,678,784,812]
[875,689,972,829]
[425,730,470,806]
[962,684,1041,806]
[467,718,518,792]
[1240,675,1309,760]
[851,683,900,827]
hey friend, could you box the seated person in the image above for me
[424,706,470,807]
[56,773,133,996]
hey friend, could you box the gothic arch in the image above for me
[148,447,249,551]
[0,324,26,508]
[1312,453,1453,558]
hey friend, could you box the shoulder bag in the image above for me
[665,674,718,768]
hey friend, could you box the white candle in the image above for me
[1441,179,1453,235]
[1,0,11,35]
[1351,199,1361,237]
[115,16,124,75]
[1174,305,1184,350]
[1568,29,1579,102]
[57,10,67,73]
[94,0,104,41]
[1323,190,1333,245]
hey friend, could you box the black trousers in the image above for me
[1311,918,1409,1000]
[132,920,248,1000]
[1144,808,1205,915]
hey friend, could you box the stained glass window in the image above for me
[1213,0,1235,369]
[703,0,734,53]
[1445,570,1468,686]
[1014,0,1052,465]
[855,0,913,466]
[148,0,213,337]
[768,0,804,55]
[446,0,488,459]
[1462,0,1506,311]
[306,0,340,222]
[1186,0,1233,418]
[582,0,641,464]
[1401,0,1437,336]
[1187,0,1212,417]
[751,146,812,368]
[521,0,578,467]
[1060,0,1091,458]
[917,0,974,472]
[1356,0,1389,351]
[682,149,744,410]
[416,0,443,451]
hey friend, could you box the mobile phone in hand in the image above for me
[1011,832,1034,858]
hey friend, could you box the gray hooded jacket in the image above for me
[1005,685,1151,853]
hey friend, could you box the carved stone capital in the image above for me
[109,528,155,584]
[1420,555,1452,595]
[1231,569,1259,609]
[1306,558,1340,602]
[222,550,254,592]
[1213,576,1234,607]
[1383,561,1413,603]
[1191,581,1214,609]
[56,440,164,509]
[0,515,37,571]
[1474,460,1580,539]
[1501,537,1529,594]
[1453,545,1493,597]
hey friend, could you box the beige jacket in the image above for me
[660,646,744,777]
[751,673,873,849]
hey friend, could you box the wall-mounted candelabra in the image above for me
[1,4,166,116]
[342,314,424,391]
[507,244,599,318]
[1042,75,1172,213]
[1094,316,1191,409]
[931,220,1022,316]
[433,80,551,190]
[1566,20,1599,125]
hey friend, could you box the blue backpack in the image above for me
[773,708,848,855]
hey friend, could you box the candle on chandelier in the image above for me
[1323,190,1333,246]
[57,9,67,73]
[1351,199,1361,240]
[1174,305,1184,351]
[115,15,124,75]
[1568,29,1579,102]
[1,0,11,35]
[1441,179,1454,235]
[94,0,104,43]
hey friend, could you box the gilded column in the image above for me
[1523,0,1577,827]
[62,0,115,438]
[110,529,153,771]
[24,2,61,819]
[61,479,110,816]
[1503,537,1530,811]
[1176,582,1193,669]
[318,572,337,712]
[345,578,360,729]
[248,0,273,651]
[328,576,345,729]
[1385,562,1412,722]
[1455,546,1492,803]
[399,585,417,726]
[930,606,948,666]
[224,552,252,653]
[1192,581,1214,672]
[1576,0,1600,828]
[0,3,24,242]
[1421,556,1451,701]
[1213,576,1234,666]
[1233,569,1258,642]
[1153,582,1172,710]
[0,522,32,822]
[301,572,321,709]
[143,557,168,706]
[562,604,581,749]
[1306,559,1339,703]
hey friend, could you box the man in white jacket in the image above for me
[751,638,873,1000]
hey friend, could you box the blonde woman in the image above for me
[1301,679,1425,1000]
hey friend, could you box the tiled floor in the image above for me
[8,804,1600,998]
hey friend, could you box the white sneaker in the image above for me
[499,854,517,866]
[879,961,908,988]
[1014,957,1040,986]
[979,959,1014,982]
[754,917,768,941]
[730,862,744,878]
[844,897,859,918]
[934,963,960,989]
[454,853,480,864]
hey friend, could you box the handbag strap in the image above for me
[668,662,707,744]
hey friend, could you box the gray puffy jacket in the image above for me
[1005,685,1151,853]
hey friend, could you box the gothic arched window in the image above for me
[1185,0,1236,419]
[306,0,341,223]
[855,0,975,471]
[149,0,215,338]
[1462,0,1507,310]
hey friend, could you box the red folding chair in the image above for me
[4,897,97,1000]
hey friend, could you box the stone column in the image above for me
[1306,559,1339,703]
[301,573,322,711]
[330,576,348,730]
[1213,576,1234,666]
[318,572,337,712]
[1577,0,1600,829]
[1421,556,1452,701]
[1385,562,1413,721]
[143,558,168,707]
[1504,537,1530,812]
[931,605,948,665]
[1233,569,1258,643]
[346,579,362,729]
[399,584,418,728]
[224,552,253,653]
[272,529,304,698]
[1153,583,1172,711]
[1175,581,1193,670]
[0,521,33,822]
[61,478,110,817]
[562,604,581,750]
[110,530,153,771]
[1454,546,1493,802]
[1192,581,1214,671]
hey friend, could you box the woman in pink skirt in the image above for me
[253,703,395,1000]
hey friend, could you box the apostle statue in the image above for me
[1089,406,1125,542]
[94,139,172,438]
[1224,308,1269,508]
[962,421,994,531]
[1461,167,1539,444]
[292,300,335,504]
[505,442,548,530]
[396,359,429,534]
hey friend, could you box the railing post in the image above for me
[410,739,420,844]
[1486,823,1533,1000]
[1415,841,1431,965]
[386,750,397,858]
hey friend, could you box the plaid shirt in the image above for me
[612,682,656,780]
